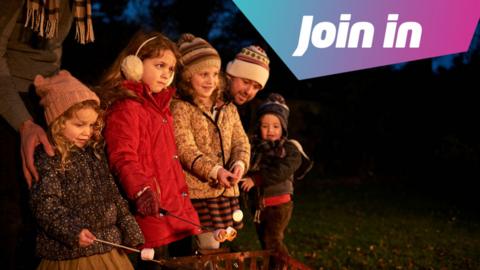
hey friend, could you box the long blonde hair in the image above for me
[176,69,226,105]
[49,100,104,171]
[98,30,181,109]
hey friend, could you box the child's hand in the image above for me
[217,168,234,188]
[240,177,255,192]
[135,188,159,216]
[231,165,244,184]
[78,229,96,247]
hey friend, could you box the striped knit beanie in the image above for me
[226,45,270,89]
[34,70,99,125]
[177,33,221,75]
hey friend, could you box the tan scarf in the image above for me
[24,0,95,44]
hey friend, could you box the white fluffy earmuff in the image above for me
[121,36,158,81]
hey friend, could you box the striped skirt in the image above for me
[192,196,244,230]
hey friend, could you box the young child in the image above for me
[241,93,312,267]
[171,34,250,251]
[30,70,144,270]
[99,31,201,267]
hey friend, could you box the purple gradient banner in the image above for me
[233,0,480,79]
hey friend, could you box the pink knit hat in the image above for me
[34,70,100,125]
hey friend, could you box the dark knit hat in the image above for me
[256,93,289,135]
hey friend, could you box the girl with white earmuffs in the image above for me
[99,31,201,269]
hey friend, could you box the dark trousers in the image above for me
[0,90,44,270]
[0,120,39,270]
[255,201,293,269]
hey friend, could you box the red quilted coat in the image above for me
[104,81,201,248]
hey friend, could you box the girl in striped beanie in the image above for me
[172,33,251,252]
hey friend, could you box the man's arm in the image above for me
[0,2,54,185]
[0,1,32,130]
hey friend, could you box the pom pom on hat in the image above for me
[256,93,289,135]
[177,33,196,45]
[177,33,221,74]
[226,45,270,89]
[34,70,100,125]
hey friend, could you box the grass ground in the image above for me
[228,179,480,269]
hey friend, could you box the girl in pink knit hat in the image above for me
[31,70,144,270]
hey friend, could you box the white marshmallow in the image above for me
[141,248,155,260]
[232,209,243,222]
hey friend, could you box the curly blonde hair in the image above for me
[48,100,104,171]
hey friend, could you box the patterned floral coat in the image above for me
[171,99,250,199]
[31,147,144,260]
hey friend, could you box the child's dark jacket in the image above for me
[31,146,144,260]
[248,139,302,199]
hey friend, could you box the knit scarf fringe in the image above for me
[24,0,94,44]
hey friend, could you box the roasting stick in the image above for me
[95,207,243,262]
[94,239,167,265]
[159,208,211,231]
[94,238,140,253]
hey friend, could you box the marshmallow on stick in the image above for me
[213,229,228,242]
[211,226,238,243]
[232,209,243,222]
[141,248,155,261]
[225,226,237,241]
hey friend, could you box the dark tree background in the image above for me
[62,1,480,203]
